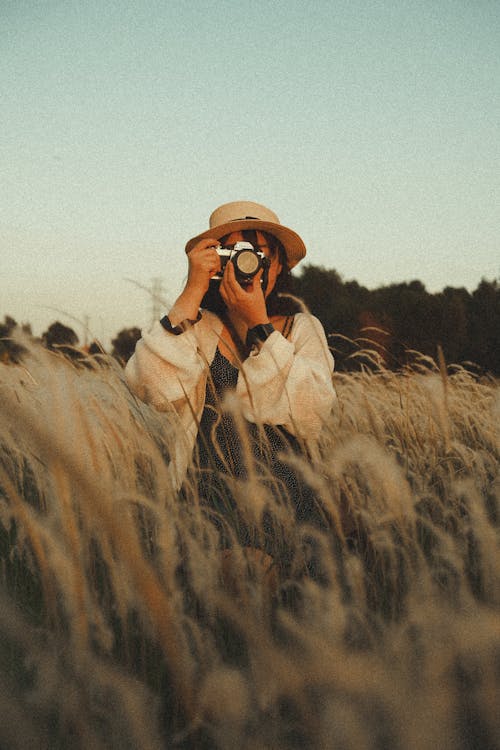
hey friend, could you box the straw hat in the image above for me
[185,201,306,268]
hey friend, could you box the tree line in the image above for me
[293,267,499,375]
[0,317,141,367]
[1,267,499,374]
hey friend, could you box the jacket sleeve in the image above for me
[124,318,213,412]
[236,313,335,440]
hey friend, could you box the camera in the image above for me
[212,241,270,286]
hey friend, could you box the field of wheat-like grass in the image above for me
[0,337,499,750]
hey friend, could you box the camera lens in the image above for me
[235,249,260,277]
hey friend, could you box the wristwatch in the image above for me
[245,323,275,349]
[160,311,201,335]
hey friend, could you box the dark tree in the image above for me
[0,316,28,363]
[439,287,470,364]
[88,341,106,356]
[468,279,500,374]
[42,322,80,360]
[294,265,347,332]
[293,264,500,375]
[111,327,141,365]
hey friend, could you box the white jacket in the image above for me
[125,311,335,488]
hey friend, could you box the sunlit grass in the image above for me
[0,335,499,749]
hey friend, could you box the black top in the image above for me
[193,346,321,551]
[195,347,301,477]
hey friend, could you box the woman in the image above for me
[125,201,335,554]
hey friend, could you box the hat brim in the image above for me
[185,220,306,269]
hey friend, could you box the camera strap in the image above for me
[281,315,295,340]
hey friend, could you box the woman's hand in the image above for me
[167,238,220,326]
[220,261,270,328]
[186,237,221,295]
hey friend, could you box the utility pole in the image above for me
[150,277,165,327]
[82,314,90,347]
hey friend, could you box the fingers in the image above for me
[223,263,263,294]
[219,267,231,304]
[191,239,221,270]
[220,262,268,327]
[185,237,222,293]
[253,267,264,287]
[220,260,242,302]
[187,237,220,254]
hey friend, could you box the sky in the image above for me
[1,0,499,346]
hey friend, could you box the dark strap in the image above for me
[281,315,295,339]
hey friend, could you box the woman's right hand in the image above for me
[166,238,221,326]
[185,237,221,295]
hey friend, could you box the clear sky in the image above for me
[2,0,499,345]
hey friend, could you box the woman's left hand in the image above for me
[219,262,270,328]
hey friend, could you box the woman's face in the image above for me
[223,230,283,297]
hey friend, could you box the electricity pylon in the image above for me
[150,277,165,327]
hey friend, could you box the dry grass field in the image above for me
[1,335,499,749]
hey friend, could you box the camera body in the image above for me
[212,241,270,286]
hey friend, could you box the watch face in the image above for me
[246,323,275,349]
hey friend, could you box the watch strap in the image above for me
[160,311,201,335]
[245,323,275,349]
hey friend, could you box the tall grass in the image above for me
[0,336,499,749]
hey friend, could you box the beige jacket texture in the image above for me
[125,311,335,488]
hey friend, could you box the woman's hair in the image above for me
[200,229,301,316]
